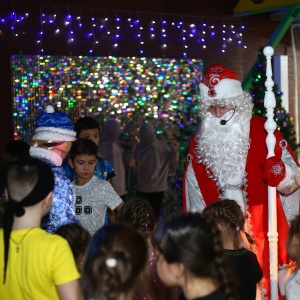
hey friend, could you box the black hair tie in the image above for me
[6,200,26,217]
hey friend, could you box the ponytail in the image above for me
[82,224,148,300]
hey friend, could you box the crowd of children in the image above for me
[0,106,300,300]
[1,156,300,299]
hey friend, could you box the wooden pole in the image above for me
[263,45,278,300]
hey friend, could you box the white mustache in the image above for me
[196,112,250,183]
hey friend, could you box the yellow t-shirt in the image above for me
[0,227,80,300]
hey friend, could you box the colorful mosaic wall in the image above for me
[12,55,202,143]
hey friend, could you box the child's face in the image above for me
[78,129,100,146]
[156,252,179,287]
[69,154,98,184]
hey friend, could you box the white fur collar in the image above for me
[29,146,62,166]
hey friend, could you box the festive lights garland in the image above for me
[0,4,247,56]
[5,3,246,212]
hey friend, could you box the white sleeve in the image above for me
[277,147,300,194]
[277,147,300,224]
[103,182,123,210]
[185,163,207,212]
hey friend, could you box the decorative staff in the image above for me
[263,45,278,300]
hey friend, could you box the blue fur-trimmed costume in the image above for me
[30,105,79,234]
[30,147,79,233]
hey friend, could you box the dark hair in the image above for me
[153,212,237,300]
[7,165,37,201]
[287,215,300,261]
[3,140,30,164]
[74,116,100,137]
[69,138,98,161]
[55,223,91,263]
[202,199,254,249]
[117,198,156,241]
[3,157,54,283]
[117,198,158,299]
[6,157,54,202]
[0,199,4,228]
[289,215,300,240]
[81,223,148,300]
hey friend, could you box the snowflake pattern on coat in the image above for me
[38,158,79,233]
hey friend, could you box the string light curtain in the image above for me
[0,2,247,57]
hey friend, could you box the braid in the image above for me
[116,198,158,298]
[205,217,238,300]
[102,250,133,300]
[83,242,133,300]
[82,224,147,300]
[117,198,156,240]
[203,199,251,249]
[203,199,244,229]
[153,212,238,300]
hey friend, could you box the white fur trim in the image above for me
[32,126,76,141]
[46,105,55,113]
[200,78,243,101]
[30,146,62,166]
[277,164,291,188]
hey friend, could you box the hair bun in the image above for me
[6,200,26,217]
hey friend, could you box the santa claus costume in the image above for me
[183,65,300,299]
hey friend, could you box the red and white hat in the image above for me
[200,64,243,99]
[198,64,253,115]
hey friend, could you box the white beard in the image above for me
[195,111,251,186]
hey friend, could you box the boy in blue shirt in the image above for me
[63,116,115,182]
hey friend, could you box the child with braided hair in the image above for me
[202,199,263,300]
[81,223,148,300]
[117,198,178,300]
[153,211,238,300]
